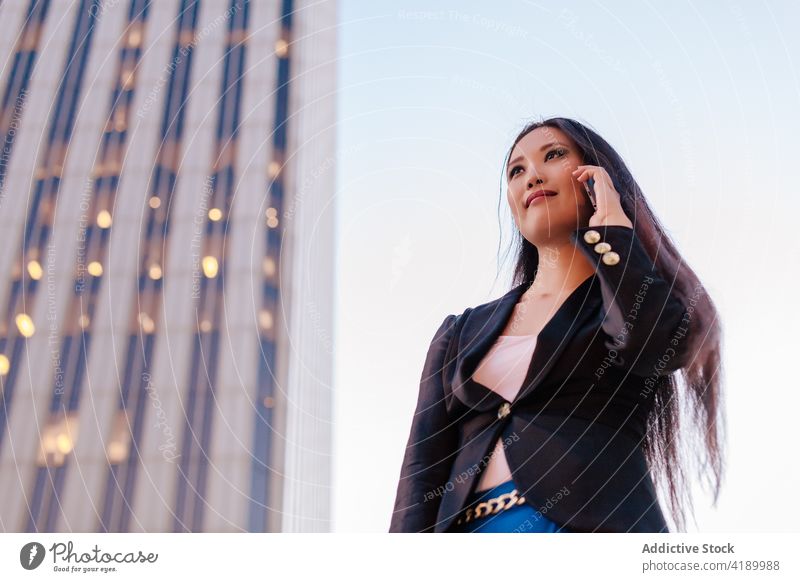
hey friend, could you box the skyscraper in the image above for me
[0,0,337,533]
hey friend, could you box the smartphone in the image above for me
[585,177,597,209]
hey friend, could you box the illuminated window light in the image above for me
[87,261,103,277]
[202,256,219,278]
[199,319,212,333]
[40,199,54,221]
[27,260,43,280]
[262,257,276,277]
[208,207,222,221]
[0,354,9,376]
[42,432,55,457]
[149,196,161,209]
[258,309,273,330]
[114,115,127,132]
[56,433,73,454]
[268,161,281,177]
[127,27,142,48]
[78,314,90,329]
[266,216,279,228]
[37,412,79,467]
[121,70,135,90]
[107,411,131,464]
[275,38,288,57]
[138,312,155,334]
[148,264,162,280]
[97,210,112,228]
[15,313,35,338]
[107,441,126,463]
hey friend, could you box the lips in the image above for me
[525,190,557,208]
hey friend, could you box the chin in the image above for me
[521,219,575,244]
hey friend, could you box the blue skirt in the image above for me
[447,479,566,533]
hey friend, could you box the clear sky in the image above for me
[332,0,800,532]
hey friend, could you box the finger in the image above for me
[574,168,591,181]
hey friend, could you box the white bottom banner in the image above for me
[1,533,798,580]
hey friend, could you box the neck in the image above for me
[527,239,595,298]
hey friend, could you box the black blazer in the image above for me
[389,224,694,533]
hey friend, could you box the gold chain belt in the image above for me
[454,488,527,525]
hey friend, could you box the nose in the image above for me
[526,168,544,190]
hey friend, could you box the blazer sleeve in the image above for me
[570,224,693,378]
[389,313,460,533]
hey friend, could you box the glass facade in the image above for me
[248,0,293,533]
[0,0,335,533]
[172,0,250,533]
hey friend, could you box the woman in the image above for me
[389,117,725,533]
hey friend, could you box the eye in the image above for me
[508,165,523,178]
[545,147,567,161]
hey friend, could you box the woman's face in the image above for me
[505,126,594,245]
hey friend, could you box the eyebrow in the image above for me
[507,142,568,169]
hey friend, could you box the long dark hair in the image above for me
[497,116,725,532]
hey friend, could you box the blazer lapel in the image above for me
[451,275,599,411]
[450,283,527,411]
